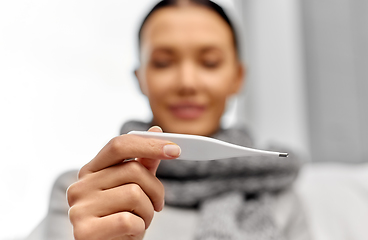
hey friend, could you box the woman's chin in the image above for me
[162,120,219,136]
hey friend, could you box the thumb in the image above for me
[136,126,165,175]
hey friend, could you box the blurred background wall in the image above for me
[1,0,366,239]
[233,0,309,159]
[300,0,368,163]
[235,0,368,163]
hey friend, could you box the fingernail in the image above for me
[149,126,162,132]
[163,144,181,158]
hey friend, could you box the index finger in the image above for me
[79,134,181,178]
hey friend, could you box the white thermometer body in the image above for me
[128,131,288,161]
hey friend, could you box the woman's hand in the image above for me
[66,126,181,240]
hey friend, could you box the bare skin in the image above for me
[67,4,244,240]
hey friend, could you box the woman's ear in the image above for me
[135,68,148,96]
[230,63,245,95]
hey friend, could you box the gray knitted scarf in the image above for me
[121,121,302,240]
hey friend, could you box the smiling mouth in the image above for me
[169,103,206,120]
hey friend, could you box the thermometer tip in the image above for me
[279,153,289,158]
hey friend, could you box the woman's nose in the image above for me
[177,60,198,95]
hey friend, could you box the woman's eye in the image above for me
[202,60,220,68]
[152,59,172,68]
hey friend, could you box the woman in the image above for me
[27,0,310,239]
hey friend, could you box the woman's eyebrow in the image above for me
[152,47,175,55]
[199,46,223,55]
[150,46,223,57]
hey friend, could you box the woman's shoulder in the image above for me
[120,120,151,135]
[49,170,79,209]
[52,170,78,191]
[25,170,78,240]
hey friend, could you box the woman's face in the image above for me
[136,5,244,136]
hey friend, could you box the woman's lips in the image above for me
[169,103,206,120]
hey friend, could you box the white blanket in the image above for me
[295,163,368,240]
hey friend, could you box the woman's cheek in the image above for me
[145,72,170,95]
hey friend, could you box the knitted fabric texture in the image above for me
[121,121,301,240]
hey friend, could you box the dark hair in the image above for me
[138,0,239,57]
